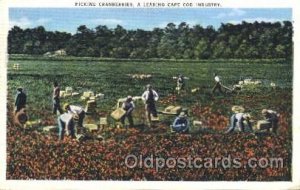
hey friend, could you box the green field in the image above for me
[7,58,292,120]
[6,57,293,180]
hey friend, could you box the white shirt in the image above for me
[235,113,244,122]
[59,113,73,126]
[214,76,220,82]
[142,90,159,102]
[267,110,277,115]
[234,113,249,129]
[68,105,84,115]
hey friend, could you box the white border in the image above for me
[1,0,299,189]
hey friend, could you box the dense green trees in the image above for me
[8,21,293,59]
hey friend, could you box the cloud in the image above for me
[9,17,31,29]
[90,18,124,27]
[228,17,285,24]
[36,18,52,25]
[10,17,52,29]
[216,9,246,18]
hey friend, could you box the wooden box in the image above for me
[111,108,126,121]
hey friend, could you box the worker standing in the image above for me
[53,81,63,115]
[142,84,159,128]
[120,96,135,129]
[176,74,185,94]
[15,87,27,114]
[211,73,223,94]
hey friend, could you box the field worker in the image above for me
[226,106,252,133]
[64,103,85,128]
[171,112,190,133]
[57,112,75,140]
[262,109,279,134]
[53,81,63,115]
[15,87,27,114]
[120,96,135,128]
[176,74,185,92]
[142,84,159,127]
[211,73,223,94]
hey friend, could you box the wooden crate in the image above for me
[151,115,160,121]
[257,120,271,130]
[42,126,58,132]
[84,124,98,132]
[171,106,182,114]
[165,106,175,112]
[111,108,126,121]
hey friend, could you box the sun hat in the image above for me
[63,103,70,110]
[231,106,245,113]
[262,109,268,115]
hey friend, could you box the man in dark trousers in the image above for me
[120,96,135,129]
[15,87,27,114]
[142,84,159,127]
[53,81,63,115]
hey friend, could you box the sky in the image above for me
[9,8,292,33]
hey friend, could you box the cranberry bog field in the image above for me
[6,57,293,180]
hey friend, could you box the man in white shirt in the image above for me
[212,73,223,94]
[176,74,185,94]
[57,112,75,140]
[64,103,85,128]
[142,84,159,127]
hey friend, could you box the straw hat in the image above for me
[63,103,70,110]
[261,109,269,116]
[231,106,245,113]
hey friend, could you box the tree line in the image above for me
[8,21,293,59]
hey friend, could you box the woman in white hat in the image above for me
[226,106,253,133]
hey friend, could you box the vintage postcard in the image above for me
[0,0,299,189]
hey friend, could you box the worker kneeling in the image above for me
[171,112,190,133]
[57,112,75,140]
[226,113,252,133]
[261,109,279,134]
[64,103,85,128]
